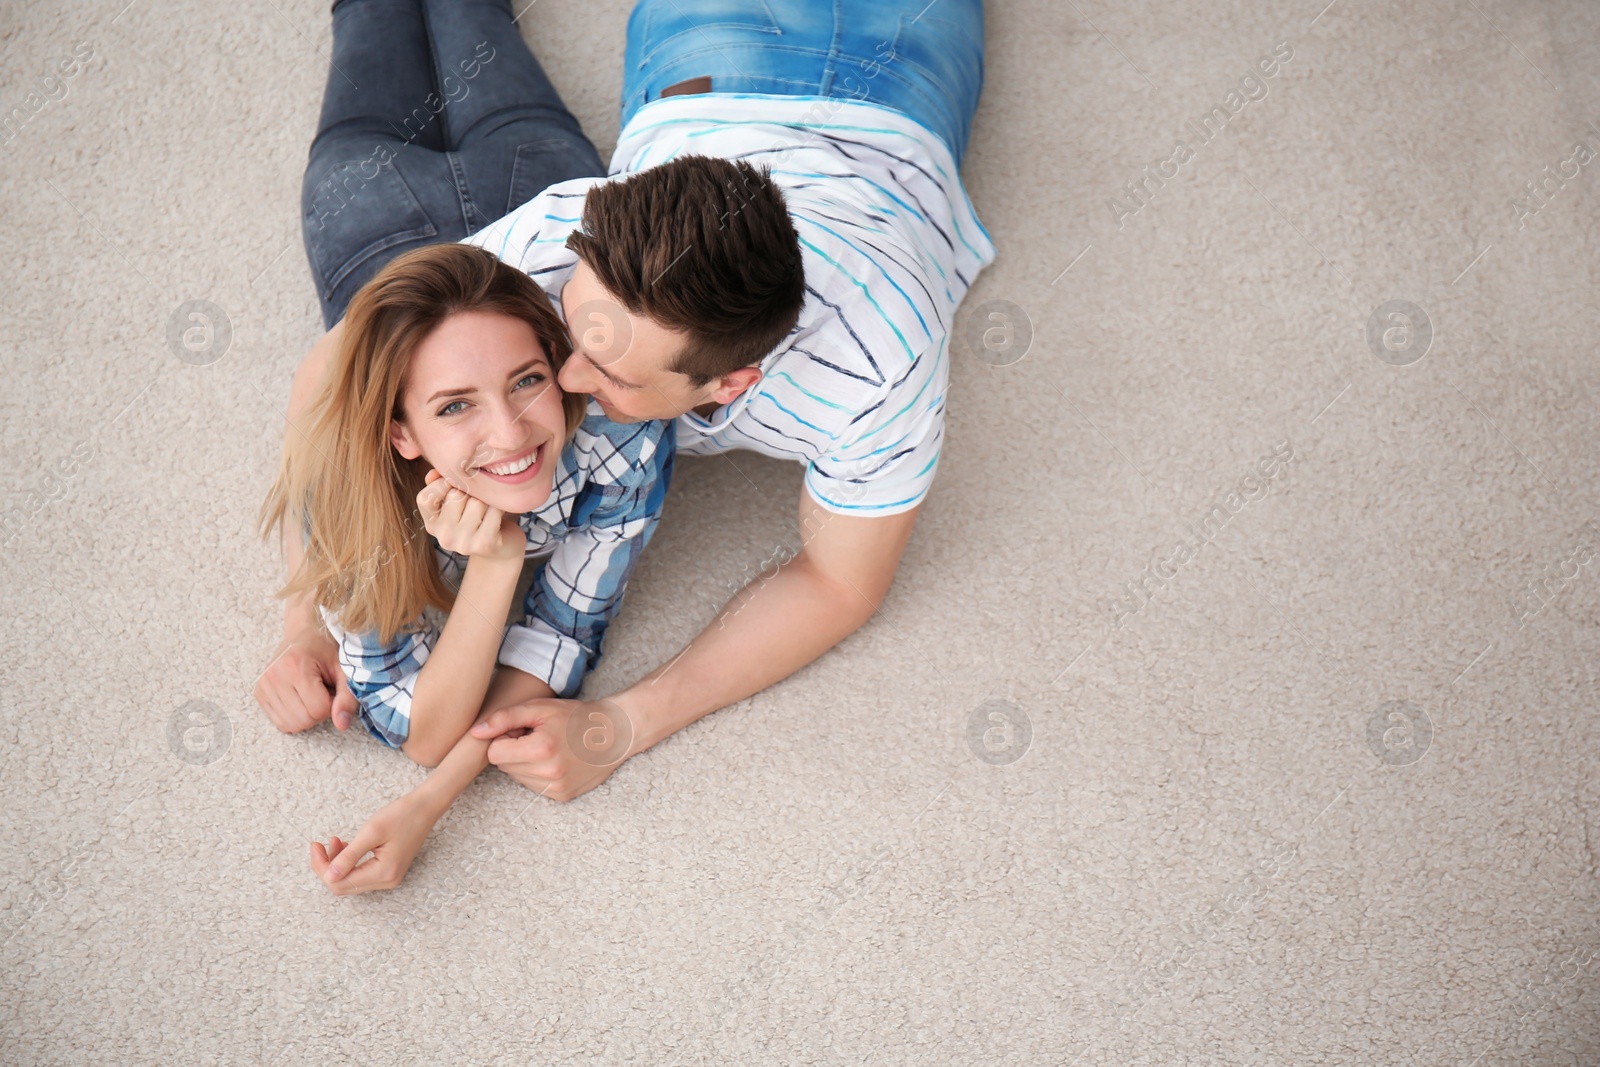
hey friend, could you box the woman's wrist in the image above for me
[283,590,323,638]
[412,731,492,818]
[466,549,525,572]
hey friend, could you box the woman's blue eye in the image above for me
[438,375,550,415]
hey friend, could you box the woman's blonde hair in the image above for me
[259,242,586,644]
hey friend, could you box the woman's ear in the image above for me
[389,418,422,460]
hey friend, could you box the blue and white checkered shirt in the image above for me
[318,400,674,748]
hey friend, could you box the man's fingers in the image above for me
[471,703,547,738]
[311,834,346,864]
[487,734,561,780]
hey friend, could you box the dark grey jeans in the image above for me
[301,0,604,328]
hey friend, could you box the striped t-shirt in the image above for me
[318,402,673,748]
[460,93,996,515]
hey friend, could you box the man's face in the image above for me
[556,259,754,422]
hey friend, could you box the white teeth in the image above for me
[482,446,539,476]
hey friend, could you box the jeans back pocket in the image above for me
[302,154,438,299]
[507,138,606,217]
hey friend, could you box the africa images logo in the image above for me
[1,40,94,146]
[1105,440,1296,629]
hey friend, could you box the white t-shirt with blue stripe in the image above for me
[461,93,996,516]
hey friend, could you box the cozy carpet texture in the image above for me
[3,0,1599,1063]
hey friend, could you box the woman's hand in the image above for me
[416,468,524,561]
[255,624,358,733]
[309,790,442,895]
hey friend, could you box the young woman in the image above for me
[260,241,672,893]
[252,0,640,893]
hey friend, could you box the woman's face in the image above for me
[388,310,569,516]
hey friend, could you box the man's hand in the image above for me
[256,625,358,733]
[310,789,441,895]
[470,698,629,802]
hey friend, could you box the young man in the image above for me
[262,0,995,806]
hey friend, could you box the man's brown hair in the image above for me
[565,155,806,387]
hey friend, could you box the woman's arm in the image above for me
[400,549,524,766]
[256,321,361,733]
[312,666,555,894]
[412,665,554,814]
[399,470,528,767]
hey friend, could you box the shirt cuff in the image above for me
[497,621,587,699]
[355,698,410,749]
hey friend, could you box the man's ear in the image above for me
[389,418,422,460]
[707,366,763,406]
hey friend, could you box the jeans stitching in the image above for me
[508,139,580,216]
[418,0,450,147]
[446,150,481,232]
[821,0,844,98]
[306,158,438,296]
[637,1,784,70]
[885,14,982,103]
[322,223,437,297]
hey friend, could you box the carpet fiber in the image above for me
[3,0,1599,1062]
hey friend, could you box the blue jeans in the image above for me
[619,0,984,167]
[302,0,604,328]
[300,0,985,329]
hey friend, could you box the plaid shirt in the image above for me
[318,401,674,748]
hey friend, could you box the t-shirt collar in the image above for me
[679,334,795,435]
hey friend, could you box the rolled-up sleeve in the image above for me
[318,605,437,748]
[497,418,675,696]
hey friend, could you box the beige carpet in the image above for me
[4,0,1599,1062]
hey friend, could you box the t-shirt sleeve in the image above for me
[496,416,675,697]
[319,604,438,749]
[803,336,949,516]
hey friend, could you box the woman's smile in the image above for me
[473,441,546,483]
[388,309,576,513]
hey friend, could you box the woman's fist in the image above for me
[417,469,524,560]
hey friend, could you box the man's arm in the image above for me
[472,487,918,799]
[624,488,918,749]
